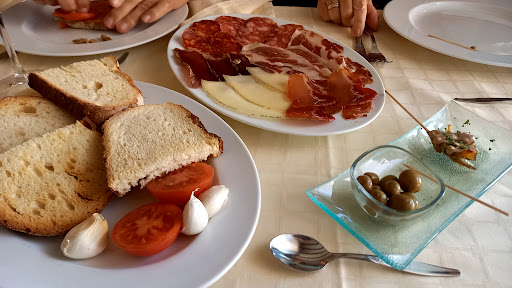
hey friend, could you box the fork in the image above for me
[364,27,392,63]
[355,36,367,60]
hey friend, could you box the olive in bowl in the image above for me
[350,145,446,224]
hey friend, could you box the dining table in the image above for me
[1,1,511,287]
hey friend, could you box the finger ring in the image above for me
[327,3,340,9]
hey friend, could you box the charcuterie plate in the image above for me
[167,14,385,136]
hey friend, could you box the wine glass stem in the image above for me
[0,12,27,85]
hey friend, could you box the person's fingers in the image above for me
[75,0,90,12]
[141,0,185,23]
[326,0,342,24]
[44,0,59,6]
[351,0,367,36]
[339,0,353,26]
[317,0,331,22]
[109,0,125,8]
[116,0,161,32]
[58,0,77,11]
[366,0,379,31]
[104,0,142,29]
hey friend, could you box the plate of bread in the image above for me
[0,57,260,288]
[167,14,385,136]
[1,1,188,56]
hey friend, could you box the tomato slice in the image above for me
[146,162,214,206]
[53,8,95,21]
[112,202,183,256]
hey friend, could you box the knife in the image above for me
[355,36,367,60]
[368,255,461,276]
[454,97,512,103]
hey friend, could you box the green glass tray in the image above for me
[307,101,512,270]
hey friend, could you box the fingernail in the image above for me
[353,28,362,37]
[104,17,113,28]
[111,0,119,6]
[141,14,151,23]
[117,22,128,32]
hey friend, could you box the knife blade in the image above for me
[454,97,512,103]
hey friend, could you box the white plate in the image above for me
[384,0,512,67]
[167,14,385,136]
[0,81,261,288]
[2,1,188,56]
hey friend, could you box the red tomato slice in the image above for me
[53,8,95,21]
[146,162,214,206]
[112,202,183,256]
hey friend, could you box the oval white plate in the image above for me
[0,81,260,288]
[2,1,188,56]
[167,14,385,136]
[384,0,512,67]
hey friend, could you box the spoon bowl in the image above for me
[269,234,461,277]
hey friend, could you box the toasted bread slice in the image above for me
[0,122,113,236]
[0,96,76,154]
[28,56,143,126]
[103,103,223,196]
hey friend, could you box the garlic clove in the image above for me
[61,213,109,259]
[181,193,209,235]
[198,185,229,218]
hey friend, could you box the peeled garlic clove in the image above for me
[61,213,109,259]
[198,185,229,218]
[181,193,209,235]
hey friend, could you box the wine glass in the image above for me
[0,0,28,98]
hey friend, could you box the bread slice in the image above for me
[28,56,143,126]
[103,103,223,196]
[0,96,76,154]
[0,122,113,236]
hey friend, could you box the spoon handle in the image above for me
[332,253,460,277]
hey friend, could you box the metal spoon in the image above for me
[269,234,460,277]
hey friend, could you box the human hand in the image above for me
[33,0,90,13]
[103,0,189,33]
[317,0,378,37]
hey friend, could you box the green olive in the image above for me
[399,170,423,193]
[388,194,417,211]
[357,175,373,192]
[364,172,380,185]
[369,189,387,205]
[379,175,398,186]
[402,192,420,209]
[380,180,401,197]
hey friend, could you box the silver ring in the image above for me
[327,3,340,9]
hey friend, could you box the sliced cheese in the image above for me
[224,75,291,113]
[247,67,289,93]
[202,80,284,119]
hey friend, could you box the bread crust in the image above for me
[28,56,143,126]
[59,19,112,31]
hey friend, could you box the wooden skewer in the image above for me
[385,90,430,132]
[427,34,477,51]
[403,164,508,216]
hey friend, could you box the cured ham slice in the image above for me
[228,54,252,75]
[327,69,377,106]
[215,16,245,37]
[241,43,330,80]
[174,49,218,88]
[236,17,278,46]
[341,102,373,120]
[287,45,333,75]
[207,56,238,81]
[339,57,373,85]
[289,30,344,60]
[264,24,304,48]
[285,74,335,122]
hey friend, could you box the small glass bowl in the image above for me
[350,145,446,224]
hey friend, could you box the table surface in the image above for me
[1,5,511,288]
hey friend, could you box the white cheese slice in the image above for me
[224,75,290,113]
[246,67,289,93]
[201,80,284,118]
